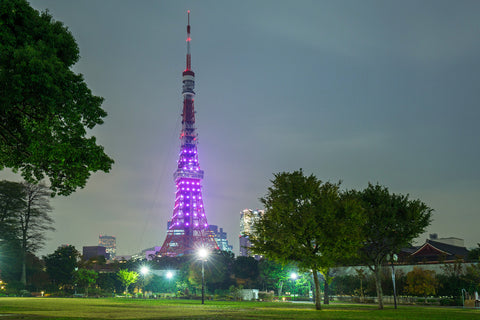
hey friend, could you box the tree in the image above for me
[74,268,98,297]
[0,180,24,241]
[0,180,24,282]
[44,245,79,290]
[0,180,54,286]
[318,267,336,304]
[406,267,437,298]
[233,256,259,288]
[353,183,433,309]
[258,258,295,296]
[249,170,365,310]
[437,259,468,298]
[464,264,480,293]
[117,269,138,295]
[467,244,480,261]
[18,182,54,285]
[0,0,113,196]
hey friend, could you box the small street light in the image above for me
[165,271,174,294]
[290,272,298,301]
[387,254,398,309]
[140,266,150,276]
[197,248,209,305]
[140,266,150,298]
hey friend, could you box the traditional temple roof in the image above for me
[402,239,469,262]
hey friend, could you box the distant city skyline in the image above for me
[1,1,479,257]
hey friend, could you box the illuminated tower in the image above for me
[159,11,218,257]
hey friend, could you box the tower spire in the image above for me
[159,11,219,257]
[186,10,191,71]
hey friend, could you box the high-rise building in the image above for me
[208,225,233,252]
[159,12,218,257]
[99,235,116,258]
[239,209,264,257]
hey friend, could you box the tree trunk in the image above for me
[312,270,322,310]
[20,251,27,286]
[324,278,329,304]
[20,231,27,286]
[374,265,384,309]
[278,280,283,297]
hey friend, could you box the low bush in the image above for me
[258,292,274,302]
[439,297,462,306]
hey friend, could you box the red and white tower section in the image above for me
[159,11,219,256]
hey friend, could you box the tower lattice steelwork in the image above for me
[159,11,218,257]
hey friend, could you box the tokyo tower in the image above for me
[159,11,219,257]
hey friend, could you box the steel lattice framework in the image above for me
[159,11,219,256]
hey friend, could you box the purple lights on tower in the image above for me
[159,11,219,257]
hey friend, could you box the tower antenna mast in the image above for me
[186,10,191,71]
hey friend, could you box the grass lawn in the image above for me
[0,298,479,320]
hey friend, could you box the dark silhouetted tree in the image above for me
[18,182,54,285]
[44,245,80,290]
[0,180,54,286]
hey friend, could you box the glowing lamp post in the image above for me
[140,266,150,298]
[387,254,398,309]
[166,271,174,294]
[198,248,209,304]
[290,272,298,301]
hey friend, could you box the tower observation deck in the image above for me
[159,11,219,257]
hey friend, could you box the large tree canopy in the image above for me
[0,0,113,196]
[353,183,433,309]
[249,170,365,310]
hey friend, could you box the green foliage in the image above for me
[97,272,122,295]
[406,267,438,297]
[352,183,433,309]
[249,170,365,309]
[74,268,98,296]
[464,264,480,292]
[44,245,79,289]
[355,184,433,264]
[116,269,139,294]
[233,256,259,288]
[0,0,113,196]
[467,244,480,261]
[0,181,24,240]
[258,258,295,296]
[436,261,480,297]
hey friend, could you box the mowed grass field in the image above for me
[0,298,479,320]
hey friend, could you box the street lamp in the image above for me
[197,248,209,304]
[165,271,173,294]
[140,266,150,298]
[74,267,78,295]
[290,272,298,301]
[387,254,398,309]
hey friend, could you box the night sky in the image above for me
[2,0,480,257]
